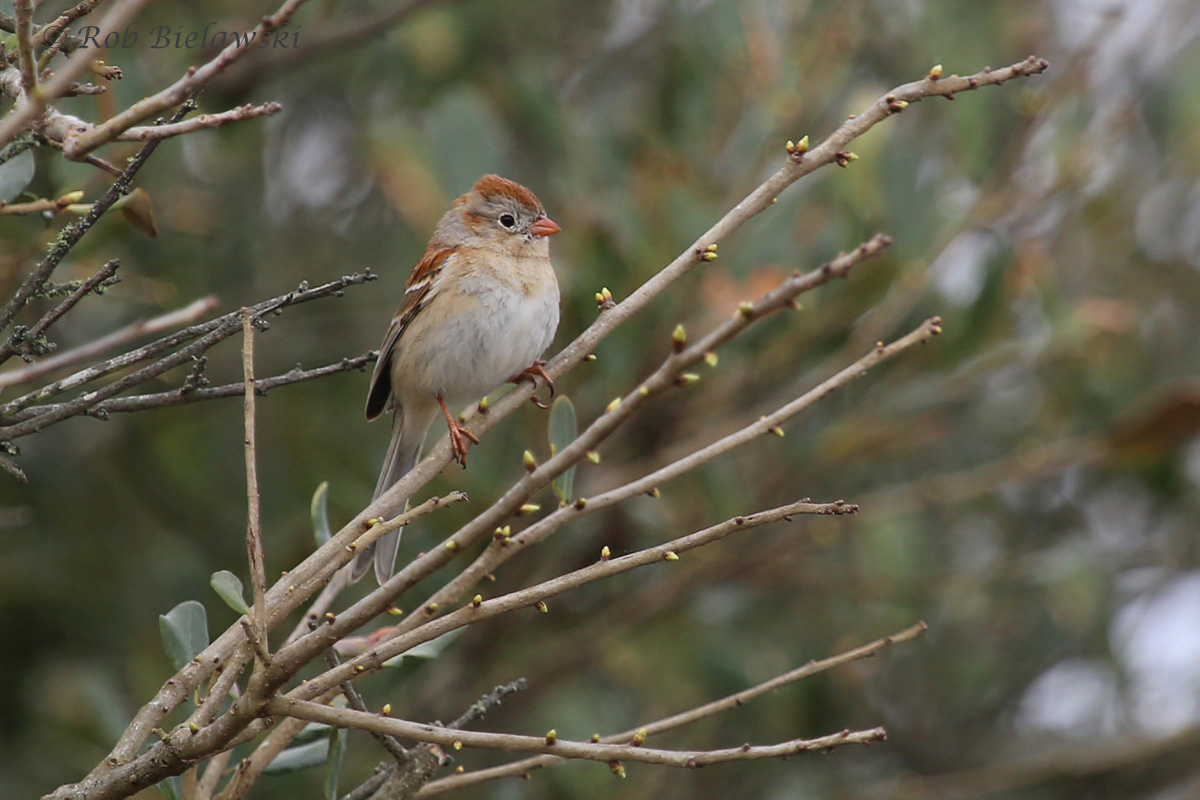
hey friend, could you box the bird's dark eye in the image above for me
[499,213,516,229]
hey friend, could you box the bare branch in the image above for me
[241,310,268,660]
[0,192,89,215]
[1,259,120,362]
[324,317,941,671]
[268,695,887,768]
[351,58,1048,562]
[13,0,38,95]
[420,622,927,795]
[444,679,528,732]
[0,296,220,389]
[0,272,376,435]
[61,1,308,158]
[0,96,189,342]
[314,500,858,690]
[118,103,283,142]
[0,0,153,147]
[44,58,1045,800]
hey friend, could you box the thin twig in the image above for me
[61,1,308,158]
[47,59,1046,800]
[0,272,375,433]
[118,103,283,142]
[12,0,38,95]
[445,679,528,731]
[325,649,410,764]
[3,259,120,360]
[241,310,268,661]
[0,296,219,389]
[269,695,887,768]
[1,352,376,421]
[0,0,153,147]
[0,94,190,344]
[420,622,927,795]
[212,688,342,800]
[319,317,940,670]
[0,272,371,414]
[315,500,858,689]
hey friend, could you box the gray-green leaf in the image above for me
[210,570,251,615]
[548,395,577,504]
[311,481,331,547]
[159,600,209,670]
[324,727,347,800]
[0,148,35,204]
[264,737,330,774]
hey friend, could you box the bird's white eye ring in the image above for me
[499,213,516,228]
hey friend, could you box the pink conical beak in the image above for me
[529,215,561,237]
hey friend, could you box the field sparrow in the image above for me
[350,175,562,584]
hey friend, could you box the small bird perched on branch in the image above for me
[351,175,562,584]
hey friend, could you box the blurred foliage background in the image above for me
[4,0,1200,798]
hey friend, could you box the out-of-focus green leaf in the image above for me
[548,395,577,504]
[264,737,330,775]
[311,480,331,547]
[0,148,35,203]
[324,727,347,800]
[154,775,182,800]
[159,600,209,670]
[210,570,251,615]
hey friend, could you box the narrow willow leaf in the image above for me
[159,600,209,670]
[548,395,577,504]
[264,737,330,775]
[324,728,347,800]
[210,570,251,615]
[311,481,331,547]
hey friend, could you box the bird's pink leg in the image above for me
[437,394,479,467]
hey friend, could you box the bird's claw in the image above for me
[510,360,554,408]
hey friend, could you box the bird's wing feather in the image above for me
[364,246,455,420]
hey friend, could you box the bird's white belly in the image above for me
[393,274,559,407]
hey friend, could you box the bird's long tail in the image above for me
[349,408,424,584]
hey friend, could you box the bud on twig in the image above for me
[522,450,537,471]
[672,324,687,352]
